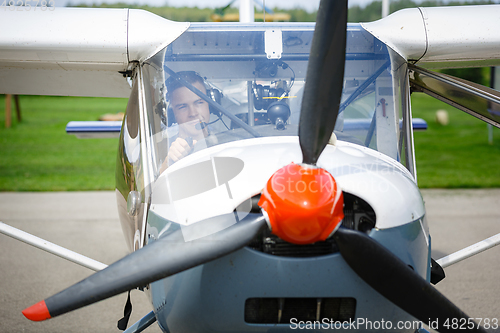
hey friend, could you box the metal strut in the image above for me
[0,221,107,272]
[123,311,157,333]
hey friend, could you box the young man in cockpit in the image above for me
[160,71,211,171]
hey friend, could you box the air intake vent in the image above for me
[245,297,356,324]
[247,232,339,257]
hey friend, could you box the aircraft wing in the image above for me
[362,5,500,68]
[0,8,189,97]
[2,5,500,98]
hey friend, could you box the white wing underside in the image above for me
[362,5,500,68]
[2,5,500,96]
[0,8,189,97]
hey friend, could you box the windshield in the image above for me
[142,23,410,179]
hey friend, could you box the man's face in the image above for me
[170,81,210,138]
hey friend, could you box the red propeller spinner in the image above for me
[259,162,344,245]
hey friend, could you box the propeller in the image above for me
[299,0,347,165]
[333,227,487,333]
[22,213,266,321]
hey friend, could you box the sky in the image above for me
[55,0,373,11]
[54,0,489,11]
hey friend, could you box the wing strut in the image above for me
[409,64,500,128]
[123,310,157,333]
[436,232,500,268]
[0,221,107,272]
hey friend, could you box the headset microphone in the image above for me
[195,122,209,131]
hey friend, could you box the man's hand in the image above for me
[160,137,196,173]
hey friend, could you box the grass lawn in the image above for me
[0,95,127,191]
[1,93,500,190]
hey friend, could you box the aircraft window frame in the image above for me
[116,75,149,252]
[141,23,416,179]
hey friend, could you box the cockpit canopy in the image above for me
[140,23,412,179]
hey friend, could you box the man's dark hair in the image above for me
[165,71,205,101]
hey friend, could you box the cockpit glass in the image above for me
[142,23,409,179]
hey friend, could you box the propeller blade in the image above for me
[299,0,347,165]
[22,213,266,321]
[333,227,487,333]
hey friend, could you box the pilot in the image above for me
[160,71,211,171]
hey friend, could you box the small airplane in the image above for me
[1,1,500,332]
